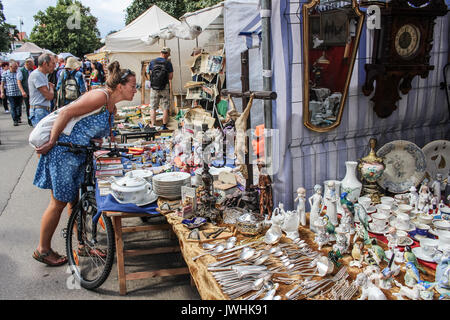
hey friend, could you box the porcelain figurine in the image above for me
[349,241,363,268]
[339,209,354,235]
[313,217,329,250]
[404,262,421,288]
[408,186,419,209]
[378,254,400,290]
[435,252,450,298]
[404,245,427,275]
[393,280,421,300]
[282,210,300,240]
[431,195,439,213]
[333,227,349,254]
[324,181,338,226]
[355,271,387,300]
[309,184,323,233]
[323,215,336,242]
[294,187,307,226]
[265,205,285,244]
[341,161,363,203]
[431,173,443,203]
[418,181,432,213]
[258,162,274,219]
[368,239,388,267]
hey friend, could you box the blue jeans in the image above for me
[30,108,50,127]
[7,96,23,122]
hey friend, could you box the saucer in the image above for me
[396,236,414,247]
[136,191,158,206]
[368,222,389,235]
[412,246,436,263]
[408,230,437,242]
[390,220,416,232]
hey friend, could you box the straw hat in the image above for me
[65,57,82,70]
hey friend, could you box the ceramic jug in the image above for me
[341,161,362,203]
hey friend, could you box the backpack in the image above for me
[63,70,80,101]
[150,59,169,90]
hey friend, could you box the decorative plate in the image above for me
[182,217,207,229]
[422,140,450,180]
[376,140,426,193]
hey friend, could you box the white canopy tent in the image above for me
[104,4,224,107]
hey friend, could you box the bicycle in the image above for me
[57,140,128,289]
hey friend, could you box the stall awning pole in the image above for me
[261,0,273,168]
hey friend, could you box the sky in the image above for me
[2,0,134,39]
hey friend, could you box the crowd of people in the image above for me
[0,54,105,128]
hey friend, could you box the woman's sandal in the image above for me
[77,246,107,259]
[32,249,68,267]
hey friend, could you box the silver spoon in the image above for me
[192,243,226,261]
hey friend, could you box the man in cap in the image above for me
[146,47,173,130]
[56,56,86,107]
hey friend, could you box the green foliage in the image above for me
[125,0,222,25]
[29,0,102,57]
[0,0,19,52]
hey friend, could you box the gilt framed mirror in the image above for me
[302,0,364,132]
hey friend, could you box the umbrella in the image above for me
[58,52,77,60]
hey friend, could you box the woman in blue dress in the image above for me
[32,61,136,266]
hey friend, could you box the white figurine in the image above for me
[418,182,432,213]
[294,187,307,226]
[408,186,419,209]
[324,181,338,226]
[431,173,443,203]
[265,206,285,244]
[282,210,300,240]
[392,280,421,300]
[354,271,387,300]
[309,184,323,233]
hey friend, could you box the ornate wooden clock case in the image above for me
[362,0,447,118]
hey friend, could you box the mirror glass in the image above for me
[302,0,364,132]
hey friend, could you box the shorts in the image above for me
[149,88,170,110]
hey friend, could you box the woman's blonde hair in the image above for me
[106,61,135,90]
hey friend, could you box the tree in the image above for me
[0,0,18,52]
[29,0,102,57]
[124,0,222,25]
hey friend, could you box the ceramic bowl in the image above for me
[398,204,413,214]
[418,213,433,225]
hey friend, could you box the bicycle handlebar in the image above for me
[56,141,129,153]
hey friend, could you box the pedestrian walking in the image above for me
[0,62,9,113]
[17,58,35,126]
[32,61,136,266]
[28,53,55,127]
[56,57,86,108]
[1,60,23,126]
[146,47,173,130]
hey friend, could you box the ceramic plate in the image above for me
[153,172,191,183]
[422,140,450,180]
[396,236,414,247]
[376,140,426,193]
[412,246,436,263]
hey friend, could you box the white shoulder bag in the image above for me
[29,89,110,149]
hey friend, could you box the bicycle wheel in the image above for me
[65,193,115,289]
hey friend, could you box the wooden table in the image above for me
[104,211,190,295]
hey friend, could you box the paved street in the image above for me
[0,106,200,300]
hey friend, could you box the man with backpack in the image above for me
[147,47,173,130]
[55,57,86,108]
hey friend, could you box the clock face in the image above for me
[394,23,421,58]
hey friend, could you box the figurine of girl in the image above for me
[418,182,432,213]
[309,184,323,233]
[294,187,307,226]
[324,181,338,226]
[431,173,443,203]
[408,186,419,209]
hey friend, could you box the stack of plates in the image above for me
[152,172,191,200]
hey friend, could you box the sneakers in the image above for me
[13,121,18,126]
[161,124,168,130]
[5,110,9,113]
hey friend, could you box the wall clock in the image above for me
[362,0,447,118]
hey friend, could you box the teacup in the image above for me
[437,229,450,246]
[398,204,413,215]
[433,219,450,231]
[372,213,389,231]
[416,223,430,236]
[380,196,395,208]
[396,212,411,230]
[420,238,438,257]
[418,213,433,225]
[358,196,371,210]
[376,203,391,216]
